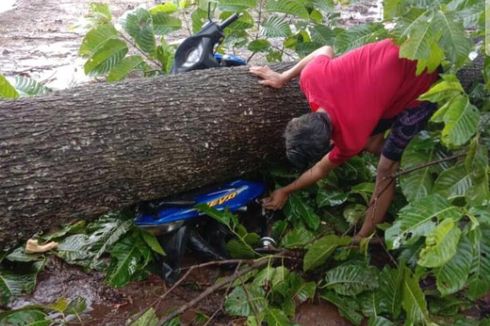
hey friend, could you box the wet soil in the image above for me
[10,256,232,325]
[295,301,351,326]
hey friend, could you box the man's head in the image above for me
[284,111,332,171]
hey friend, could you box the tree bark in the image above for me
[0,64,308,249]
[0,59,483,249]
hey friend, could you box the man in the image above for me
[249,39,440,239]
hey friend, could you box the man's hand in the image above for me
[262,188,289,210]
[249,66,287,89]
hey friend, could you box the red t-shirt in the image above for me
[299,39,439,165]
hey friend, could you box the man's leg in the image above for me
[356,101,437,238]
[357,155,398,237]
[364,133,385,155]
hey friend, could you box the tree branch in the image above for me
[157,257,272,325]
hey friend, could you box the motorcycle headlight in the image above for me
[182,46,203,68]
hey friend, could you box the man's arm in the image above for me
[263,153,338,210]
[249,45,335,88]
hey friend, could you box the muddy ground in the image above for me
[10,255,352,325]
[0,0,382,89]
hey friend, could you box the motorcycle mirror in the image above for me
[207,2,214,22]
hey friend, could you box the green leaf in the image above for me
[106,232,152,287]
[323,264,379,296]
[334,23,387,54]
[196,204,238,229]
[342,204,366,225]
[264,307,293,326]
[303,235,352,271]
[419,74,464,102]
[260,16,291,38]
[385,195,462,249]
[284,193,320,230]
[84,38,128,76]
[402,268,430,325]
[432,164,472,199]
[349,182,375,203]
[56,217,132,269]
[149,3,178,14]
[399,125,436,203]
[141,230,165,255]
[6,248,45,263]
[65,297,87,316]
[440,95,480,148]
[418,218,462,268]
[218,0,257,11]
[383,0,402,20]
[375,266,405,318]
[0,74,19,99]
[79,23,118,57]
[87,3,112,25]
[0,309,49,326]
[247,39,271,53]
[129,308,158,326]
[280,226,315,249]
[224,285,266,317]
[156,43,175,74]
[152,12,182,35]
[320,290,364,325]
[419,74,464,103]
[436,233,473,296]
[107,55,145,82]
[368,316,395,326]
[121,8,156,54]
[40,220,86,242]
[254,266,289,288]
[398,11,435,57]
[433,11,471,68]
[226,239,257,258]
[0,270,38,305]
[13,76,50,96]
[467,227,490,299]
[316,189,348,207]
[266,0,309,19]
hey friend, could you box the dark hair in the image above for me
[284,112,332,171]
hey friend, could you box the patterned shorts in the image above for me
[371,101,437,161]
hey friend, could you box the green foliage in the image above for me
[13,76,51,96]
[121,8,157,54]
[129,308,159,326]
[0,297,87,325]
[323,264,379,296]
[418,218,462,268]
[284,193,320,230]
[56,215,133,270]
[385,195,462,249]
[402,268,431,325]
[303,234,351,271]
[107,55,146,82]
[196,204,260,258]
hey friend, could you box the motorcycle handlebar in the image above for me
[219,13,240,30]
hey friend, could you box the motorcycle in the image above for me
[134,7,275,282]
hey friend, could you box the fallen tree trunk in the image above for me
[0,58,483,249]
[0,64,308,249]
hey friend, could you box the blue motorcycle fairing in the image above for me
[135,180,265,227]
[214,53,247,66]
